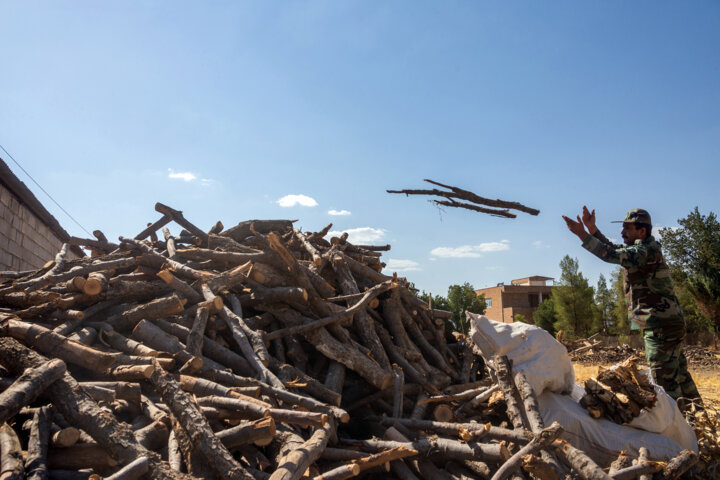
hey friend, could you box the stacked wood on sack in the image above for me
[0,202,699,480]
[580,357,658,424]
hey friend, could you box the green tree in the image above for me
[594,273,615,334]
[553,256,599,339]
[513,313,528,323]
[610,267,630,335]
[675,283,713,334]
[446,283,487,334]
[419,292,450,312]
[534,298,557,336]
[659,207,720,333]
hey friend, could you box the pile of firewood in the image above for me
[0,203,700,479]
[579,357,658,424]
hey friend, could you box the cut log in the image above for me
[216,417,276,448]
[148,359,255,480]
[155,203,210,246]
[134,420,169,450]
[156,269,204,304]
[105,294,185,331]
[657,450,698,480]
[340,436,509,463]
[98,324,158,357]
[24,405,51,480]
[521,454,560,480]
[0,358,66,424]
[104,456,149,480]
[489,422,563,480]
[0,338,196,480]
[186,306,209,357]
[553,439,612,480]
[269,419,336,480]
[0,423,24,480]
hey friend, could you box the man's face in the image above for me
[621,223,646,245]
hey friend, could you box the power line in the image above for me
[0,143,93,237]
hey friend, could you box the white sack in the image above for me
[624,373,698,452]
[538,385,697,465]
[467,312,697,463]
[467,313,575,394]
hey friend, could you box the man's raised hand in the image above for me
[563,214,588,240]
[582,206,597,233]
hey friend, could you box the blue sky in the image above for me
[1,2,718,295]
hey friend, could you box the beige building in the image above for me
[0,157,81,271]
[475,276,554,324]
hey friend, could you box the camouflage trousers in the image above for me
[643,325,702,412]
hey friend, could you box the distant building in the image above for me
[0,157,82,271]
[475,276,554,324]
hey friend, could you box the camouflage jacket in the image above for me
[582,230,684,330]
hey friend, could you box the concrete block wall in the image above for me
[0,183,65,271]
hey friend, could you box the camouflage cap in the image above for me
[611,208,652,224]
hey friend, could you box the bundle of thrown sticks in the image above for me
[0,202,698,480]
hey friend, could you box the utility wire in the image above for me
[0,143,93,237]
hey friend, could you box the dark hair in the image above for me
[634,223,652,238]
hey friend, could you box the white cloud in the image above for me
[533,240,551,249]
[277,194,318,208]
[328,209,351,216]
[653,226,676,239]
[327,227,385,243]
[168,168,197,182]
[430,242,510,258]
[385,259,421,272]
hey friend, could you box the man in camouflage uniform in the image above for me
[563,207,702,411]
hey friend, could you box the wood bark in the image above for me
[148,359,254,480]
[492,355,529,430]
[25,405,52,480]
[270,359,342,406]
[186,306,209,357]
[155,203,210,246]
[272,309,392,390]
[341,436,509,463]
[99,324,159,357]
[163,227,177,258]
[104,456,149,480]
[105,294,185,331]
[553,440,612,480]
[0,358,66,424]
[120,237,213,281]
[329,256,391,370]
[489,422,563,480]
[368,416,531,444]
[156,269,203,304]
[0,423,24,480]
[610,463,662,480]
[134,420,169,450]
[0,338,198,480]
[387,179,539,217]
[151,318,253,376]
[134,214,172,241]
[269,419,335,480]
[216,417,276,449]
[657,450,698,480]
[2,318,149,373]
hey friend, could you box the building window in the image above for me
[528,293,539,308]
[486,298,493,308]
